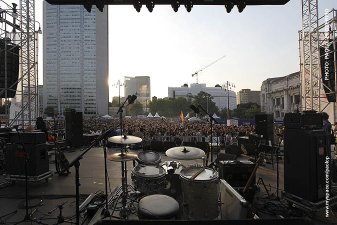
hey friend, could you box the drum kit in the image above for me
[106,134,220,220]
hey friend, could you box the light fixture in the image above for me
[171,1,180,12]
[146,0,154,12]
[96,3,105,12]
[224,1,234,13]
[83,4,92,12]
[37,26,42,34]
[237,1,246,13]
[133,0,142,12]
[184,0,193,12]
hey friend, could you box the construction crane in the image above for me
[192,55,226,84]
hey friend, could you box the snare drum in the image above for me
[131,164,166,195]
[137,151,161,165]
[180,166,219,220]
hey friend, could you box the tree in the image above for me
[232,102,261,118]
[128,101,144,116]
[44,106,56,117]
[191,91,219,116]
[149,97,190,117]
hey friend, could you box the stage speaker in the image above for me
[255,114,273,141]
[4,143,49,176]
[9,131,46,144]
[0,38,20,98]
[284,129,329,202]
[65,110,83,147]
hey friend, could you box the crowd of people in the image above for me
[45,116,283,146]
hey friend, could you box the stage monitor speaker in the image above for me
[65,110,83,147]
[0,38,20,98]
[255,114,273,141]
[4,143,49,176]
[284,129,329,202]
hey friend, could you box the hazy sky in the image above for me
[6,0,337,99]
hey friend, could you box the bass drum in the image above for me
[131,164,166,195]
[180,166,219,220]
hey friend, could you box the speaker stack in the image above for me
[255,114,274,142]
[283,112,329,202]
[65,109,83,147]
[4,132,49,177]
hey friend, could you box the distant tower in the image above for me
[124,76,151,107]
[43,3,109,116]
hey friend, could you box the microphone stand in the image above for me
[197,105,217,164]
[60,126,117,225]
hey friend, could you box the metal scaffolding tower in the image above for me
[0,0,40,127]
[300,0,321,112]
[300,1,337,114]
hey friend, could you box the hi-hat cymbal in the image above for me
[107,152,138,162]
[165,146,205,160]
[108,135,142,144]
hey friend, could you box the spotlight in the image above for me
[171,1,180,12]
[133,0,142,12]
[96,3,104,12]
[184,0,193,12]
[224,1,234,13]
[237,1,246,13]
[83,4,92,12]
[146,0,154,12]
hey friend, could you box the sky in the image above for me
[4,0,337,99]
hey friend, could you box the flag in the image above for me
[180,111,184,123]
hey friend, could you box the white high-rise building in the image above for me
[43,2,108,116]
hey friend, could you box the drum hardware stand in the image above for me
[46,201,75,224]
[257,177,271,197]
[115,94,138,219]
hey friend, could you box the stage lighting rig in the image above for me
[184,0,193,12]
[171,0,180,12]
[133,0,142,12]
[146,0,155,12]
[224,1,234,13]
[237,1,246,12]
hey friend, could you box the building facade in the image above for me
[124,76,151,108]
[260,72,300,120]
[43,3,109,116]
[168,83,237,110]
[237,89,261,105]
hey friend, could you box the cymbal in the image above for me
[165,146,205,160]
[108,135,142,144]
[107,152,138,162]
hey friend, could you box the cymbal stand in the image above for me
[115,95,137,219]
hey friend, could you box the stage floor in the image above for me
[0,146,336,225]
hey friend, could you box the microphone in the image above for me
[190,105,200,114]
[127,95,137,104]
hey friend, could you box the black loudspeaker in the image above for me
[4,143,49,176]
[255,114,273,141]
[218,160,255,188]
[9,131,46,144]
[0,38,20,98]
[65,110,83,147]
[284,129,329,202]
